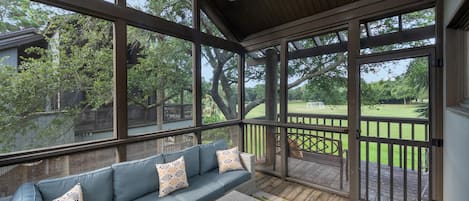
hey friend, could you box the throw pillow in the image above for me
[156,156,189,197]
[216,147,245,174]
[52,183,83,201]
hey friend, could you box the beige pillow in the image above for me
[156,156,189,197]
[216,147,244,174]
[52,183,83,201]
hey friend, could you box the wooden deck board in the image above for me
[256,173,348,201]
[257,157,430,201]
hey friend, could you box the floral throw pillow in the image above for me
[156,156,189,197]
[52,183,83,201]
[216,147,244,174]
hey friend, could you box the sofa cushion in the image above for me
[133,192,179,201]
[171,174,225,201]
[207,169,251,192]
[199,140,228,174]
[112,154,164,201]
[11,182,43,201]
[37,167,113,201]
[163,146,199,178]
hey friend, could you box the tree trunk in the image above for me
[228,126,239,147]
[156,89,165,130]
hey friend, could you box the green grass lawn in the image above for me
[246,102,424,119]
[244,102,429,170]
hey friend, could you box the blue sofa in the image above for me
[11,140,256,201]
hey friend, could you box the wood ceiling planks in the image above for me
[204,0,358,40]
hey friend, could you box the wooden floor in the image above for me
[257,157,429,201]
[256,172,348,201]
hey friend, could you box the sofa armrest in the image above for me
[240,152,255,178]
[11,183,43,201]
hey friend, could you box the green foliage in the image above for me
[127,26,192,109]
[0,0,49,33]
[303,75,347,105]
[245,84,265,102]
[0,14,114,152]
[0,1,435,153]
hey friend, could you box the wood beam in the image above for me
[32,0,244,54]
[241,0,435,51]
[432,0,444,200]
[0,120,242,166]
[265,49,278,166]
[347,20,361,201]
[193,0,202,144]
[246,25,435,66]
[113,18,128,162]
[237,54,245,151]
[200,0,240,41]
[361,25,436,49]
[279,40,289,179]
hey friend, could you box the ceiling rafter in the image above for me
[200,0,240,42]
[247,25,436,66]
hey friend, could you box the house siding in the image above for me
[0,48,18,67]
[443,0,469,200]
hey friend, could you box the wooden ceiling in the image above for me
[202,0,360,41]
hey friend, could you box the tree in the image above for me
[0,1,435,152]
[127,27,192,116]
[303,73,347,105]
[0,0,49,33]
[0,13,114,152]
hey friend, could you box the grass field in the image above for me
[246,102,425,119]
[244,102,429,169]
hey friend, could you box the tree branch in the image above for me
[288,53,346,89]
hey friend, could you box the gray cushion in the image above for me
[163,146,200,178]
[37,167,113,201]
[171,174,225,201]
[11,183,43,201]
[133,191,179,201]
[112,154,164,201]
[199,140,228,174]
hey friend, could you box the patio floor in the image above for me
[255,172,348,201]
[256,157,429,201]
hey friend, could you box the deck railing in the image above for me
[244,113,431,201]
[76,104,193,135]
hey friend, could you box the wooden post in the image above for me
[238,54,245,151]
[265,48,278,166]
[347,20,361,201]
[279,40,288,179]
[114,0,128,162]
[432,0,444,200]
[193,0,202,144]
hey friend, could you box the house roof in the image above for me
[202,0,359,41]
[0,28,45,51]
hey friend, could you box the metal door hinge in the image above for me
[356,129,361,139]
[432,138,443,147]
